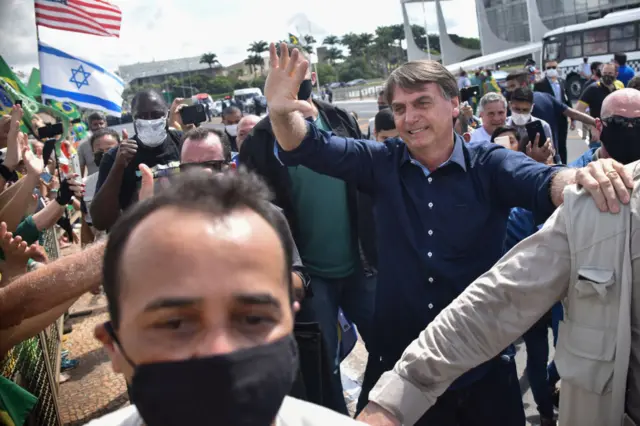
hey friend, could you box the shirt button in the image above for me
[428,230,433,236]
[427,177,433,183]
[429,277,434,283]
[428,252,432,258]
[428,303,434,309]
[428,202,433,208]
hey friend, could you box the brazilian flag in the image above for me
[288,33,300,45]
[0,376,37,426]
[26,68,40,98]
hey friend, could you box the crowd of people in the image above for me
[3,41,640,426]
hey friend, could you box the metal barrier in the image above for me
[331,84,385,102]
[1,227,63,426]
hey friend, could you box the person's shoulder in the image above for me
[276,396,366,426]
[84,405,142,426]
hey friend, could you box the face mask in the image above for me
[545,69,558,79]
[135,117,167,147]
[94,151,104,168]
[126,334,299,426]
[297,79,313,101]
[601,75,615,86]
[511,112,531,126]
[225,124,238,137]
[600,117,640,165]
[378,105,389,112]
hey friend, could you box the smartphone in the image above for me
[525,120,546,147]
[38,122,64,139]
[460,85,480,103]
[40,172,53,183]
[494,135,511,149]
[180,104,206,125]
[42,139,56,163]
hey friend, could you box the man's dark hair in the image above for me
[506,69,529,84]
[629,76,640,91]
[90,127,120,148]
[131,89,167,112]
[591,61,603,76]
[222,106,242,119]
[374,109,395,133]
[103,170,294,327]
[182,127,232,162]
[87,111,107,123]
[614,52,627,66]
[490,126,518,143]
[511,87,534,104]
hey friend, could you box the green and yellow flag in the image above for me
[0,375,38,426]
[288,33,300,45]
[26,68,41,98]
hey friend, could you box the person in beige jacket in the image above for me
[358,88,640,426]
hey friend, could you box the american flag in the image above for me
[34,0,122,38]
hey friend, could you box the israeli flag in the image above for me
[38,41,124,117]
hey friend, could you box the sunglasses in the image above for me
[179,160,227,172]
[546,66,557,70]
[603,116,640,127]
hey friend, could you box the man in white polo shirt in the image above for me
[468,92,508,144]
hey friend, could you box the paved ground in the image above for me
[60,101,590,424]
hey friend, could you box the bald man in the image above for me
[236,114,260,153]
[358,89,640,426]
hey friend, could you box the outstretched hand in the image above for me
[0,222,47,284]
[264,42,314,117]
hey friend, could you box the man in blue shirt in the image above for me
[265,42,632,426]
[614,52,635,87]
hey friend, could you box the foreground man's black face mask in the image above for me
[94,151,104,168]
[600,116,640,165]
[297,79,313,102]
[123,332,299,426]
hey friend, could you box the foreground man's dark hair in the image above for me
[102,170,294,326]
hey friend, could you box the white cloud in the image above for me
[0,0,478,75]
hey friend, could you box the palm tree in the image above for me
[326,47,344,65]
[323,35,340,46]
[200,53,220,76]
[248,41,269,74]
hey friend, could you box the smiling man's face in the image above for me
[390,83,458,151]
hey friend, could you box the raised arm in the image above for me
[359,206,572,426]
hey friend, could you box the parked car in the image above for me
[328,82,345,89]
[345,79,367,87]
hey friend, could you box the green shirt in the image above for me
[287,115,356,278]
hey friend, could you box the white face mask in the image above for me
[225,124,238,137]
[135,117,167,147]
[545,69,559,79]
[511,112,531,126]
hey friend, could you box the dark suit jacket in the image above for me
[534,77,570,107]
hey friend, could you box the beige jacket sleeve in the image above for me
[369,206,573,426]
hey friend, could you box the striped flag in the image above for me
[34,0,122,38]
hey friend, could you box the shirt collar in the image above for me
[401,133,467,175]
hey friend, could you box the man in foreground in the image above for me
[89,171,364,425]
[264,42,632,425]
[356,89,640,426]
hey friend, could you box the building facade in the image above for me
[479,0,640,54]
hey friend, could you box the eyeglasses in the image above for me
[546,66,557,70]
[179,160,227,172]
[603,116,640,128]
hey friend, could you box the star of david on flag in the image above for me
[69,65,91,90]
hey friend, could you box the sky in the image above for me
[0,0,479,76]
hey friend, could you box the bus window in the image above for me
[610,23,637,53]
[584,28,608,55]
[544,36,561,61]
[564,33,582,59]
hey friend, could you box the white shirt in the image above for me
[468,126,492,144]
[84,397,367,426]
[368,117,375,140]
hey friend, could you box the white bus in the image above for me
[542,8,640,99]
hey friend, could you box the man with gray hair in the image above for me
[264,41,633,424]
[354,89,640,426]
[468,92,507,143]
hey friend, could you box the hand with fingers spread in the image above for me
[116,129,138,168]
[526,134,554,164]
[23,144,44,177]
[5,105,24,171]
[575,158,634,213]
[264,42,314,117]
[0,222,47,283]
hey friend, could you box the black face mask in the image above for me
[378,105,389,112]
[105,322,299,426]
[297,79,313,101]
[94,151,104,168]
[601,75,615,86]
[600,116,640,165]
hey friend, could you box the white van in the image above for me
[233,88,262,111]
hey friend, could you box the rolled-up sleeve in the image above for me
[369,206,572,425]
[488,147,565,222]
[275,122,387,195]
